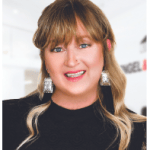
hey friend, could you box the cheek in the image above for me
[45,57,58,74]
[83,48,104,69]
[44,52,56,75]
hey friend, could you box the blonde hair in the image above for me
[17,0,146,149]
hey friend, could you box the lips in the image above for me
[64,70,86,82]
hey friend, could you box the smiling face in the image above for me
[44,19,104,97]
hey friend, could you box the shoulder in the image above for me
[3,93,41,109]
[3,93,40,150]
[3,93,53,124]
[3,92,53,125]
[126,109,146,149]
[127,108,146,132]
[127,108,146,138]
[132,121,146,142]
[3,93,40,120]
[3,92,52,114]
[129,121,146,150]
[132,121,146,133]
[2,94,40,131]
[3,93,52,150]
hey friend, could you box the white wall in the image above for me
[2,66,25,100]
[2,6,41,100]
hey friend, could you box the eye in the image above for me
[79,44,90,49]
[51,47,63,52]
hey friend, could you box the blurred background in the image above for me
[2,0,146,115]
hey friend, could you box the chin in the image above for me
[64,87,90,96]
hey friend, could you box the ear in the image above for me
[106,39,111,51]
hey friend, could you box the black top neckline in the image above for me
[46,98,99,121]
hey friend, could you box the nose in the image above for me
[64,47,79,67]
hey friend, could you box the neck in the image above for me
[51,88,98,110]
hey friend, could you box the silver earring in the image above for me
[100,70,111,86]
[43,77,53,93]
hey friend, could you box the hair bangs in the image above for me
[44,1,78,50]
[73,1,106,43]
[48,3,105,49]
[34,0,109,50]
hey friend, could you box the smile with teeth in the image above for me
[65,71,85,78]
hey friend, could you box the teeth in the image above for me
[66,71,85,78]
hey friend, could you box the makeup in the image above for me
[64,70,86,82]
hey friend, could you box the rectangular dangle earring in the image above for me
[100,70,111,86]
[43,77,53,93]
[100,70,114,114]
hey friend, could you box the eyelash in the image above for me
[79,44,90,49]
[51,44,91,52]
[51,47,63,52]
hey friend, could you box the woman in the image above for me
[3,0,146,150]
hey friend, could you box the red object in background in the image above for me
[142,59,147,71]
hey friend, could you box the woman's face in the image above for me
[44,19,104,96]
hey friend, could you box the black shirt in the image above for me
[3,93,146,150]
